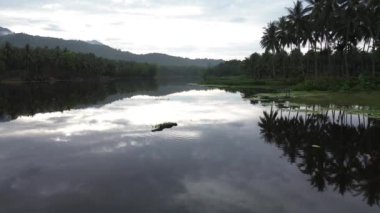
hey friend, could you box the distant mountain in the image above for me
[0,27,13,36]
[0,30,223,67]
[86,40,104,46]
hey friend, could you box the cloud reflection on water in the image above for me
[0,86,378,213]
[0,89,262,140]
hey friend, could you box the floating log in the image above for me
[152,122,178,132]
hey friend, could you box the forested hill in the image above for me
[0,27,13,36]
[0,43,157,81]
[0,32,223,67]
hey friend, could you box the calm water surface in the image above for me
[0,80,379,213]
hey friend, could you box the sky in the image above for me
[0,0,292,60]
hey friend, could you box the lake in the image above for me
[0,80,379,213]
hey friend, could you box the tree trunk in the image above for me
[371,41,376,77]
[344,32,350,78]
[297,36,301,52]
[326,38,332,76]
[314,45,318,77]
[272,57,276,78]
[272,49,276,78]
[344,51,349,78]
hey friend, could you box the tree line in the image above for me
[206,0,380,79]
[0,42,157,81]
[203,60,244,78]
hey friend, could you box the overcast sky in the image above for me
[0,0,292,60]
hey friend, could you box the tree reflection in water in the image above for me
[0,80,157,122]
[259,107,380,206]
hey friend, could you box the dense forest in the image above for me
[206,0,380,79]
[0,32,223,67]
[0,42,157,81]
[156,65,205,79]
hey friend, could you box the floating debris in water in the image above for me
[312,145,321,148]
[152,122,178,132]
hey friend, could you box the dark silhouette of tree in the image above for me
[261,22,280,77]
[205,0,380,79]
[258,107,380,206]
[286,1,309,50]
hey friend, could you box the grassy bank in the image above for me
[202,75,380,91]
[252,91,380,107]
[202,76,380,118]
[201,76,293,89]
[252,91,380,118]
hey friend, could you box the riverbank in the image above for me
[203,76,380,91]
[202,76,380,118]
[252,91,380,118]
[202,76,288,89]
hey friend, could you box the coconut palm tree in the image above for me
[276,16,292,51]
[304,0,323,75]
[334,0,363,77]
[261,21,280,77]
[361,0,380,76]
[286,0,310,50]
[276,16,293,76]
[240,0,380,79]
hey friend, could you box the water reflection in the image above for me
[259,107,380,206]
[0,82,379,212]
[0,80,158,121]
[0,89,257,140]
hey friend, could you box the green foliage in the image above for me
[0,33,223,67]
[0,61,5,74]
[0,43,157,81]
[358,74,376,90]
[291,77,380,92]
[203,76,267,86]
[239,50,380,80]
[0,50,5,74]
[233,0,380,80]
[292,79,342,91]
[203,60,243,78]
[156,65,204,78]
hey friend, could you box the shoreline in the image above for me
[201,76,380,118]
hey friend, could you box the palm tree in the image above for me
[335,0,363,77]
[317,0,338,49]
[319,0,339,75]
[286,0,310,50]
[286,1,310,76]
[276,16,293,76]
[252,0,379,79]
[362,0,380,76]
[276,16,291,51]
[304,0,322,76]
[261,21,279,77]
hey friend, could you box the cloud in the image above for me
[0,0,293,59]
[43,24,63,32]
[230,17,247,23]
